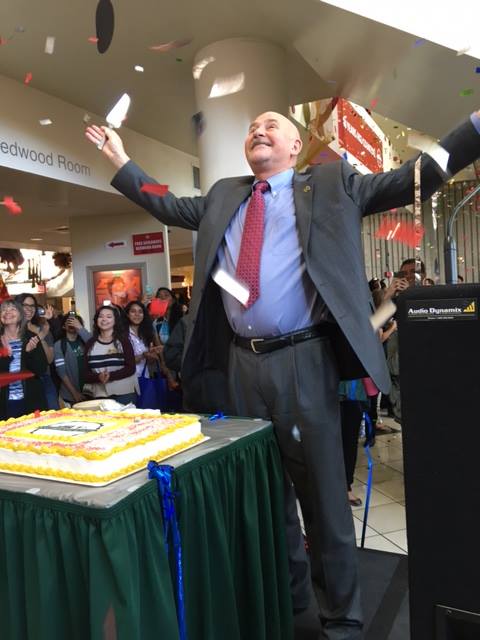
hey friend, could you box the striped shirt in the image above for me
[8,339,24,401]
[85,338,138,397]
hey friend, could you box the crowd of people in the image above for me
[0,287,188,420]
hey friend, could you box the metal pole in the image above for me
[444,183,480,284]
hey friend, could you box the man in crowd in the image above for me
[86,110,480,639]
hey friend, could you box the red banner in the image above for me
[337,99,383,173]
[132,232,164,255]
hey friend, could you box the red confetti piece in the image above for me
[24,72,32,85]
[0,371,35,387]
[370,98,378,109]
[0,36,8,46]
[1,196,22,215]
[140,183,169,196]
[88,36,99,43]
[149,298,169,317]
[375,218,424,248]
[34,409,41,417]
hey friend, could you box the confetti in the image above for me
[134,65,144,72]
[0,371,34,387]
[44,36,55,54]
[291,426,301,442]
[212,266,249,305]
[370,98,378,109]
[24,72,33,85]
[408,132,449,173]
[460,88,474,97]
[175,58,183,63]
[375,217,424,249]
[149,298,169,317]
[39,118,52,126]
[456,46,471,56]
[88,36,99,43]
[476,67,480,74]
[83,113,91,123]
[192,56,215,80]
[1,196,22,215]
[140,183,169,196]
[209,72,245,98]
[15,26,26,33]
[413,38,426,47]
[0,36,8,46]
[149,38,192,52]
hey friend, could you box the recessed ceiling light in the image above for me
[30,237,43,241]
[55,225,69,232]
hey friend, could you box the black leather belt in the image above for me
[233,325,329,355]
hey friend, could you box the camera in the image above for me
[68,311,76,317]
[37,307,45,316]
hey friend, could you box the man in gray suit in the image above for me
[86,110,480,639]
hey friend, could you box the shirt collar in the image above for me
[253,167,294,194]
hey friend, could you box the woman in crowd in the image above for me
[54,313,91,406]
[15,293,59,409]
[84,305,137,404]
[154,287,183,345]
[126,300,180,407]
[0,299,48,419]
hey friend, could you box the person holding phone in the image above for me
[54,313,92,405]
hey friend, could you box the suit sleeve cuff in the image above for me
[470,112,480,135]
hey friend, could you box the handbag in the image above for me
[137,361,167,410]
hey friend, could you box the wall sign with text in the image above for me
[132,232,164,255]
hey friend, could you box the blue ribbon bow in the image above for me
[208,412,225,421]
[360,411,374,548]
[148,461,187,640]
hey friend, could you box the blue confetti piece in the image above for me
[208,412,225,421]
[413,38,426,47]
[476,67,480,74]
[342,152,348,160]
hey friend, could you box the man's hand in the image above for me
[85,125,130,170]
[384,278,408,299]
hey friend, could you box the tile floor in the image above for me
[352,415,407,554]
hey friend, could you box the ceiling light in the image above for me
[30,237,43,241]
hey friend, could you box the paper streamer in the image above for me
[414,156,423,284]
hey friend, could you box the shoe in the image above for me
[349,497,362,507]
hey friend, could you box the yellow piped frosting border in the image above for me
[0,434,207,484]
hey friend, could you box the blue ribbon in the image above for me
[360,411,374,548]
[208,412,225,421]
[148,461,187,640]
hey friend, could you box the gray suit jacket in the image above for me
[112,117,480,411]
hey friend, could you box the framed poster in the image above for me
[86,263,147,321]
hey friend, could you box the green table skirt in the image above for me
[0,426,293,640]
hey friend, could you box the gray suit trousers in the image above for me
[229,335,363,640]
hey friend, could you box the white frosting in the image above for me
[0,419,202,481]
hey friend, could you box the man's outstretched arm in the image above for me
[85,124,205,230]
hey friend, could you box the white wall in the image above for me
[0,74,199,195]
[70,213,171,328]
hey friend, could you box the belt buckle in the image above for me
[250,338,264,354]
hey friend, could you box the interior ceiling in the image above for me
[0,0,478,254]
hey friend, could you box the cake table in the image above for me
[0,416,293,640]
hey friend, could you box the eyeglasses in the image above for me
[22,303,36,309]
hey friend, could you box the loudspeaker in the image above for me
[397,284,480,640]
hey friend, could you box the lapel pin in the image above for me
[303,185,311,192]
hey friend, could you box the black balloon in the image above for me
[96,0,114,54]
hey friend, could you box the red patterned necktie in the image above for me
[235,180,270,308]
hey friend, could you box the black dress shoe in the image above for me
[349,497,362,507]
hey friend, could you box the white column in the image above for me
[193,38,287,191]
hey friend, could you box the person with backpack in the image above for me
[54,313,91,406]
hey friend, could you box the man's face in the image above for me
[244,112,302,177]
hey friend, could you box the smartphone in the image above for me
[37,307,45,316]
[393,270,407,278]
[68,311,76,317]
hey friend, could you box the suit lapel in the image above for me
[293,172,313,254]
[202,178,253,277]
